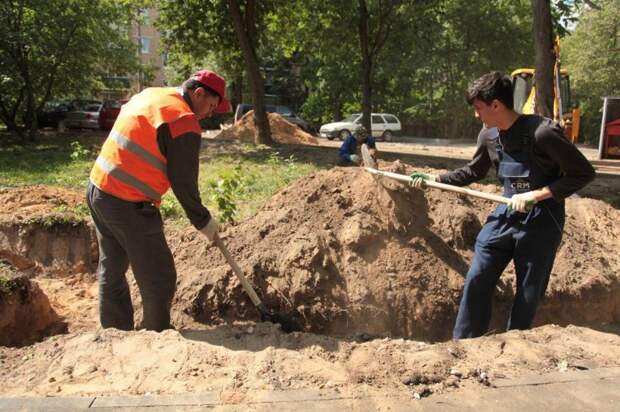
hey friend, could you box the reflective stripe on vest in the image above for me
[95,155,162,201]
[108,129,167,175]
[89,87,200,204]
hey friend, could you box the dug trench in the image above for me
[2,162,618,348]
[1,162,620,399]
[172,162,620,341]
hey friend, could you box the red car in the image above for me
[98,99,127,130]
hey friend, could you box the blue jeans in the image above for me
[453,204,563,339]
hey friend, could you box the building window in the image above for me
[140,37,150,54]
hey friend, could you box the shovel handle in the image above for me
[364,167,510,205]
[213,233,263,307]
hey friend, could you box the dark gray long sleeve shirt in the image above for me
[155,90,211,230]
[437,115,595,200]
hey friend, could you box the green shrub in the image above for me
[69,141,91,161]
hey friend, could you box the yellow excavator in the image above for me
[511,38,580,143]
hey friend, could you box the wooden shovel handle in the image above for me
[213,233,263,307]
[364,167,510,204]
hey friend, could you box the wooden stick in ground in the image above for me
[364,167,510,205]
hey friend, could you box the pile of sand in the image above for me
[0,169,619,400]
[0,185,84,223]
[217,111,318,145]
[170,162,620,341]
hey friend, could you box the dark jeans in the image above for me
[453,204,564,339]
[86,183,176,332]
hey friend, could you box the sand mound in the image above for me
[217,111,318,145]
[171,162,620,341]
[0,272,67,347]
[0,185,97,276]
[0,185,84,223]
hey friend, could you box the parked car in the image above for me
[37,100,73,128]
[234,103,311,132]
[64,100,103,130]
[319,113,402,141]
[98,99,127,130]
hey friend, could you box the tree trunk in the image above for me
[532,0,555,118]
[358,0,372,134]
[227,0,273,145]
[231,73,243,110]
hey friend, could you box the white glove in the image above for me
[349,154,361,164]
[199,217,219,242]
[507,192,538,213]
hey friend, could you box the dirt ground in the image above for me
[0,138,619,401]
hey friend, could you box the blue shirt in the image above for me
[339,134,376,162]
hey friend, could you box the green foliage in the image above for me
[0,0,142,137]
[563,0,620,143]
[207,165,245,224]
[159,194,183,219]
[267,152,299,184]
[69,141,91,161]
[0,135,93,188]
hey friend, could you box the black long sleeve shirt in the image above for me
[437,115,595,200]
[155,90,211,230]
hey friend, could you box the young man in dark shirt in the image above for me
[411,71,595,339]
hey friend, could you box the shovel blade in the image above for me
[361,144,377,169]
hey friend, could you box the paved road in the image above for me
[314,136,620,175]
[2,367,619,411]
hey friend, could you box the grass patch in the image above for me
[1,132,324,225]
[0,133,98,189]
[163,148,320,224]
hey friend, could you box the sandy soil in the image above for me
[0,139,619,400]
[217,111,319,145]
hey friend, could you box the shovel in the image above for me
[213,233,302,333]
[360,144,511,205]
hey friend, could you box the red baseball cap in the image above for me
[191,69,231,113]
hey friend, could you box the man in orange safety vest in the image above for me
[87,70,230,331]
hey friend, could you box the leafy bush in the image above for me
[69,141,91,161]
[208,165,245,224]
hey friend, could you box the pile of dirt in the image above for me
[0,185,97,276]
[171,162,620,341]
[0,272,67,347]
[0,323,618,397]
[217,111,319,145]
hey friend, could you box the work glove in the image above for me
[507,192,538,213]
[349,154,361,164]
[199,217,220,242]
[409,172,436,189]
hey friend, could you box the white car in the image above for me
[319,113,401,141]
[64,100,103,130]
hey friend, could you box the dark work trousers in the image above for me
[452,203,564,339]
[453,131,565,339]
[86,182,176,332]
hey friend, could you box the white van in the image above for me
[319,113,401,141]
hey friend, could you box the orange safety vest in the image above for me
[90,88,201,206]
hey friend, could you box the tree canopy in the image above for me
[0,0,141,141]
[564,0,620,143]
